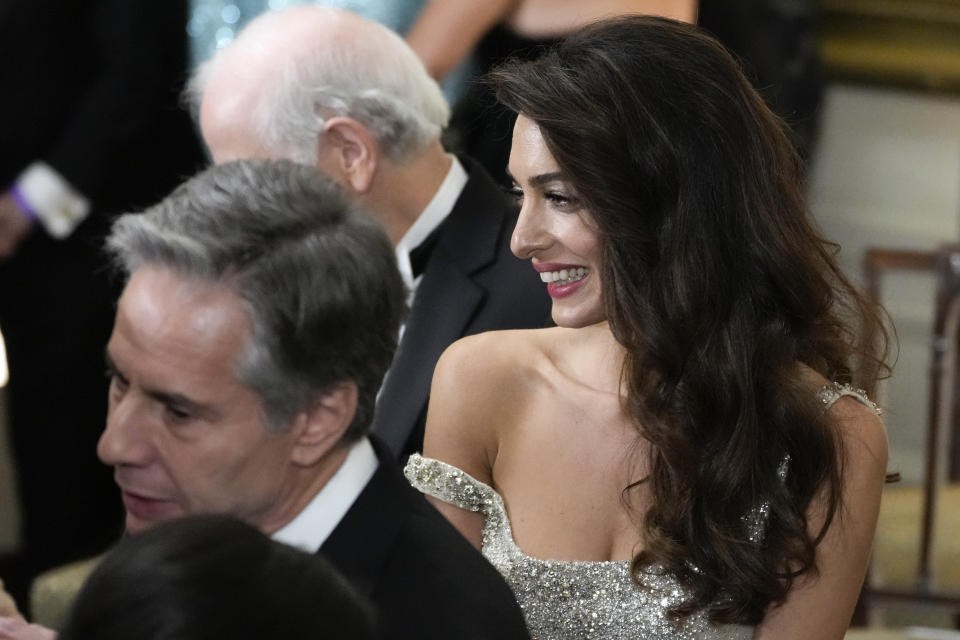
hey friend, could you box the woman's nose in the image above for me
[510,201,550,260]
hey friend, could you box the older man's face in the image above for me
[97,266,301,534]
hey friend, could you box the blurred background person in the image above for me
[186,1,822,172]
[405,0,698,186]
[187,0,427,67]
[0,0,204,608]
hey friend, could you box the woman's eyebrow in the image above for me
[529,172,564,187]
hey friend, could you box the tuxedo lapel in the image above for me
[319,440,408,598]
[374,159,509,457]
[317,436,533,639]
[376,263,484,456]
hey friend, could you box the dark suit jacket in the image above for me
[0,0,204,229]
[321,438,530,640]
[372,158,552,457]
[0,0,204,576]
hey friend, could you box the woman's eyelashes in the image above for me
[545,191,576,209]
[507,184,581,212]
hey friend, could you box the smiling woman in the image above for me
[405,15,892,640]
[507,115,604,328]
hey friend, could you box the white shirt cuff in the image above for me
[16,162,91,239]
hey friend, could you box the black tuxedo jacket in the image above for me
[320,438,530,640]
[372,158,552,457]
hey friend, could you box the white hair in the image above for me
[188,7,450,164]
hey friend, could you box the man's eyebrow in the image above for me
[147,388,220,422]
[104,349,214,418]
[148,390,205,414]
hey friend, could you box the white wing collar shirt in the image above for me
[393,155,468,305]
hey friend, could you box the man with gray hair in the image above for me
[190,6,551,458]
[97,160,529,639]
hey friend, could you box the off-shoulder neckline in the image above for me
[406,382,879,567]
[408,454,637,567]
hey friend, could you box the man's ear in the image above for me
[289,381,358,467]
[319,116,379,193]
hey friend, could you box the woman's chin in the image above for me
[550,308,606,329]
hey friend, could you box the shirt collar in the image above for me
[271,436,379,553]
[394,155,468,292]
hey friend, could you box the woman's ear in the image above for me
[318,116,379,193]
[289,381,359,467]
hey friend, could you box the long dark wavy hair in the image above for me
[491,16,889,625]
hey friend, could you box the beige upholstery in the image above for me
[845,631,911,640]
[845,631,918,640]
[28,555,100,630]
[872,484,960,590]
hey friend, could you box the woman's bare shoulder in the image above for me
[437,327,566,381]
[423,328,566,470]
[832,395,888,476]
[755,369,888,639]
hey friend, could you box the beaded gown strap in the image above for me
[817,382,883,415]
[744,383,880,543]
[405,453,498,514]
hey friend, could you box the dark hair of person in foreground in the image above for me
[490,15,890,625]
[57,515,375,640]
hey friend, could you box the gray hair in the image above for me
[106,159,406,439]
[186,8,450,164]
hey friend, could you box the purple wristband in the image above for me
[9,184,38,224]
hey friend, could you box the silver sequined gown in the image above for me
[404,383,880,640]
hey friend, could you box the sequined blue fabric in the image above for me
[188,0,426,65]
[404,383,879,639]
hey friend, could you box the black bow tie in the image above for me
[408,224,444,278]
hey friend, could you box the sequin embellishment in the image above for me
[404,383,878,639]
[817,381,883,415]
[405,456,752,639]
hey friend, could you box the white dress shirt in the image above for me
[15,162,90,238]
[271,436,379,553]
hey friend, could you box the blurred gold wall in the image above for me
[821,0,960,92]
